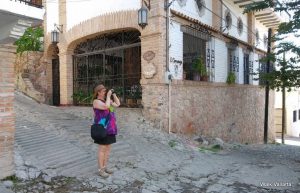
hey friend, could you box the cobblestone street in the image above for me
[1,92,300,193]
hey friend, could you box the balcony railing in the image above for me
[11,0,43,8]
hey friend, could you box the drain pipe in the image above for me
[165,0,174,134]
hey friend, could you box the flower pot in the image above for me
[193,73,200,81]
[200,75,209,81]
[126,98,136,107]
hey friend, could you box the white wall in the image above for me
[0,0,44,21]
[170,0,212,26]
[169,21,183,80]
[66,0,140,30]
[214,38,227,83]
[255,20,268,52]
[46,0,59,33]
[275,90,300,137]
[222,0,248,43]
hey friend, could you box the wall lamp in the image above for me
[138,0,150,29]
[51,23,63,44]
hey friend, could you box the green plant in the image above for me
[168,140,177,148]
[199,144,222,153]
[192,57,208,77]
[1,175,20,184]
[128,85,142,99]
[113,86,124,96]
[226,72,236,84]
[72,90,93,105]
[15,27,44,54]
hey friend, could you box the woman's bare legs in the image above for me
[98,145,106,169]
[98,145,109,177]
[104,145,111,167]
[104,145,113,174]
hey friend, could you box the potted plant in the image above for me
[192,57,209,81]
[113,86,124,103]
[226,72,236,84]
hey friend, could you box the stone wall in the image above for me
[0,44,16,179]
[15,51,47,102]
[143,81,275,144]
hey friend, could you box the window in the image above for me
[228,49,237,73]
[183,33,207,81]
[255,29,260,45]
[298,110,300,120]
[258,55,266,85]
[263,34,268,48]
[243,54,250,84]
[196,0,205,16]
[225,10,232,30]
[293,110,297,122]
[237,17,243,36]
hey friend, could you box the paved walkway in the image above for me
[0,184,14,193]
[276,136,300,146]
[15,93,138,177]
[9,92,300,193]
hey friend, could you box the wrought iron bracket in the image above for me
[54,23,63,33]
[143,0,151,10]
[164,0,175,10]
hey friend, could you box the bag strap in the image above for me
[94,99,111,126]
[104,112,110,126]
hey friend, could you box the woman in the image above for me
[92,84,120,178]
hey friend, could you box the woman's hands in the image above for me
[107,89,113,97]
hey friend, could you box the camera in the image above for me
[107,89,115,95]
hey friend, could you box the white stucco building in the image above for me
[41,0,290,143]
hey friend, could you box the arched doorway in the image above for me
[52,57,60,106]
[47,44,60,106]
[72,30,141,107]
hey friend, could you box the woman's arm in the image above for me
[93,99,109,110]
[93,90,113,110]
[111,93,120,107]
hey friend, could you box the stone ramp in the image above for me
[15,119,98,177]
[0,184,14,193]
[15,93,139,177]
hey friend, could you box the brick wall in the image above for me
[0,44,15,179]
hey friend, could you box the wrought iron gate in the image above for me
[73,31,141,106]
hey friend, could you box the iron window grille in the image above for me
[13,0,43,8]
[73,31,142,107]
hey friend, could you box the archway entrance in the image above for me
[72,30,141,107]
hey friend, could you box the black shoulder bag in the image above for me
[91,113,110,141]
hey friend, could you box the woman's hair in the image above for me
[93,84,105,100]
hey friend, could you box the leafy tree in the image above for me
[244,0,300,91]
[15,27,44,54]
[244,0,300,144]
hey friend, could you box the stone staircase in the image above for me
[0,19,34,44]
[18,76,45,103]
